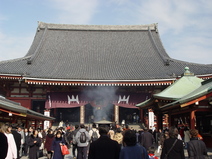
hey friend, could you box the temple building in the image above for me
[0,22,212,129]
[137,67,212,147]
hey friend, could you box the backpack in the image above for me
[79,132,86,143]
[91,130,98,142]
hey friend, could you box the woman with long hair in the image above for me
[51,131,66,159]
[0,122,8,159]
[28,129,42,159]
[1,123,17,159]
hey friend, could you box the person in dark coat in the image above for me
[11,124,21,159]
[88,125,121,159]
[161,126,185,159]
[51,131,66,159]
[28,129,42,159]
[187,129,208,159]
[44,129,55,159]
[120,129,149,159]
[140,128,155,150]
[23,128,30,156]
[0,123,8,159]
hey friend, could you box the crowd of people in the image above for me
[0,121,210,159]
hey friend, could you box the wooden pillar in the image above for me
[80,105,85,124]
[190,110,196,129]
[114,105,119,124]
[139,108,144,123]
[155,111,163,131]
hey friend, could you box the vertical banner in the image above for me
[148,111,154,129]
[44,110,50,130]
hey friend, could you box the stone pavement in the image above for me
[21,147,75,159]
[21,147,212,159]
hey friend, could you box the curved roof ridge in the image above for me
[0,56,30,64]
[27,26,48,64]
[38,21,158,31]
[168,57,212,66]
[148,27,169,66]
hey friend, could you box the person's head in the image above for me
[92,123,96,128]
[189,129,198,138]
[184,126,189,131]
[47,129,53,134]
[24,128,28,133]
[116,128,122,133]
[17,126,22,132]
[29,127,33,132]
[56,131,62,138]
[1,123,11,134]
[123,130,136,146]
[37,128,41,132]
[75,124,79,129]
[33,129,38,137]
[80,124,85,129]
[11,123,18,130]
[169,126,178,138]
[99,126,109,135]
[148,146,156,154]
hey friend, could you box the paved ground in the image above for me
[21,147,212,159]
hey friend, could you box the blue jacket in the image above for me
[119,144,149,159]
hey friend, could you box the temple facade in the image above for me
[0,22,212,128]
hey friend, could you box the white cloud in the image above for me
[49,0,99,24]
[124,0,212,64]
[0,32,33,61]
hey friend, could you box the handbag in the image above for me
[61,144,70,155]
[164,139,178,159]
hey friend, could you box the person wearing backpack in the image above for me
[89,123,100,143]
[73,124,90,159]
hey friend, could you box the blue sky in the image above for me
[0,0,211,64]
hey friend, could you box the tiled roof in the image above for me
[161,78,212,109]
[153,75,203,100]
[0,22,211,81]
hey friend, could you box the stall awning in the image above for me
[0,97,54,120]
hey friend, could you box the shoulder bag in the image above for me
[164,139,178,159]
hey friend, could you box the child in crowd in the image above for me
[148,146,159,159]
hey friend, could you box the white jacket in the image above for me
[5,133,17,159]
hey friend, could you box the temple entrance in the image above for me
[119,107,139,125]
[85,103,114,123]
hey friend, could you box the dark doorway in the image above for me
[32,100,45,114]
[56,107,80,123]
[119,107,139,125]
